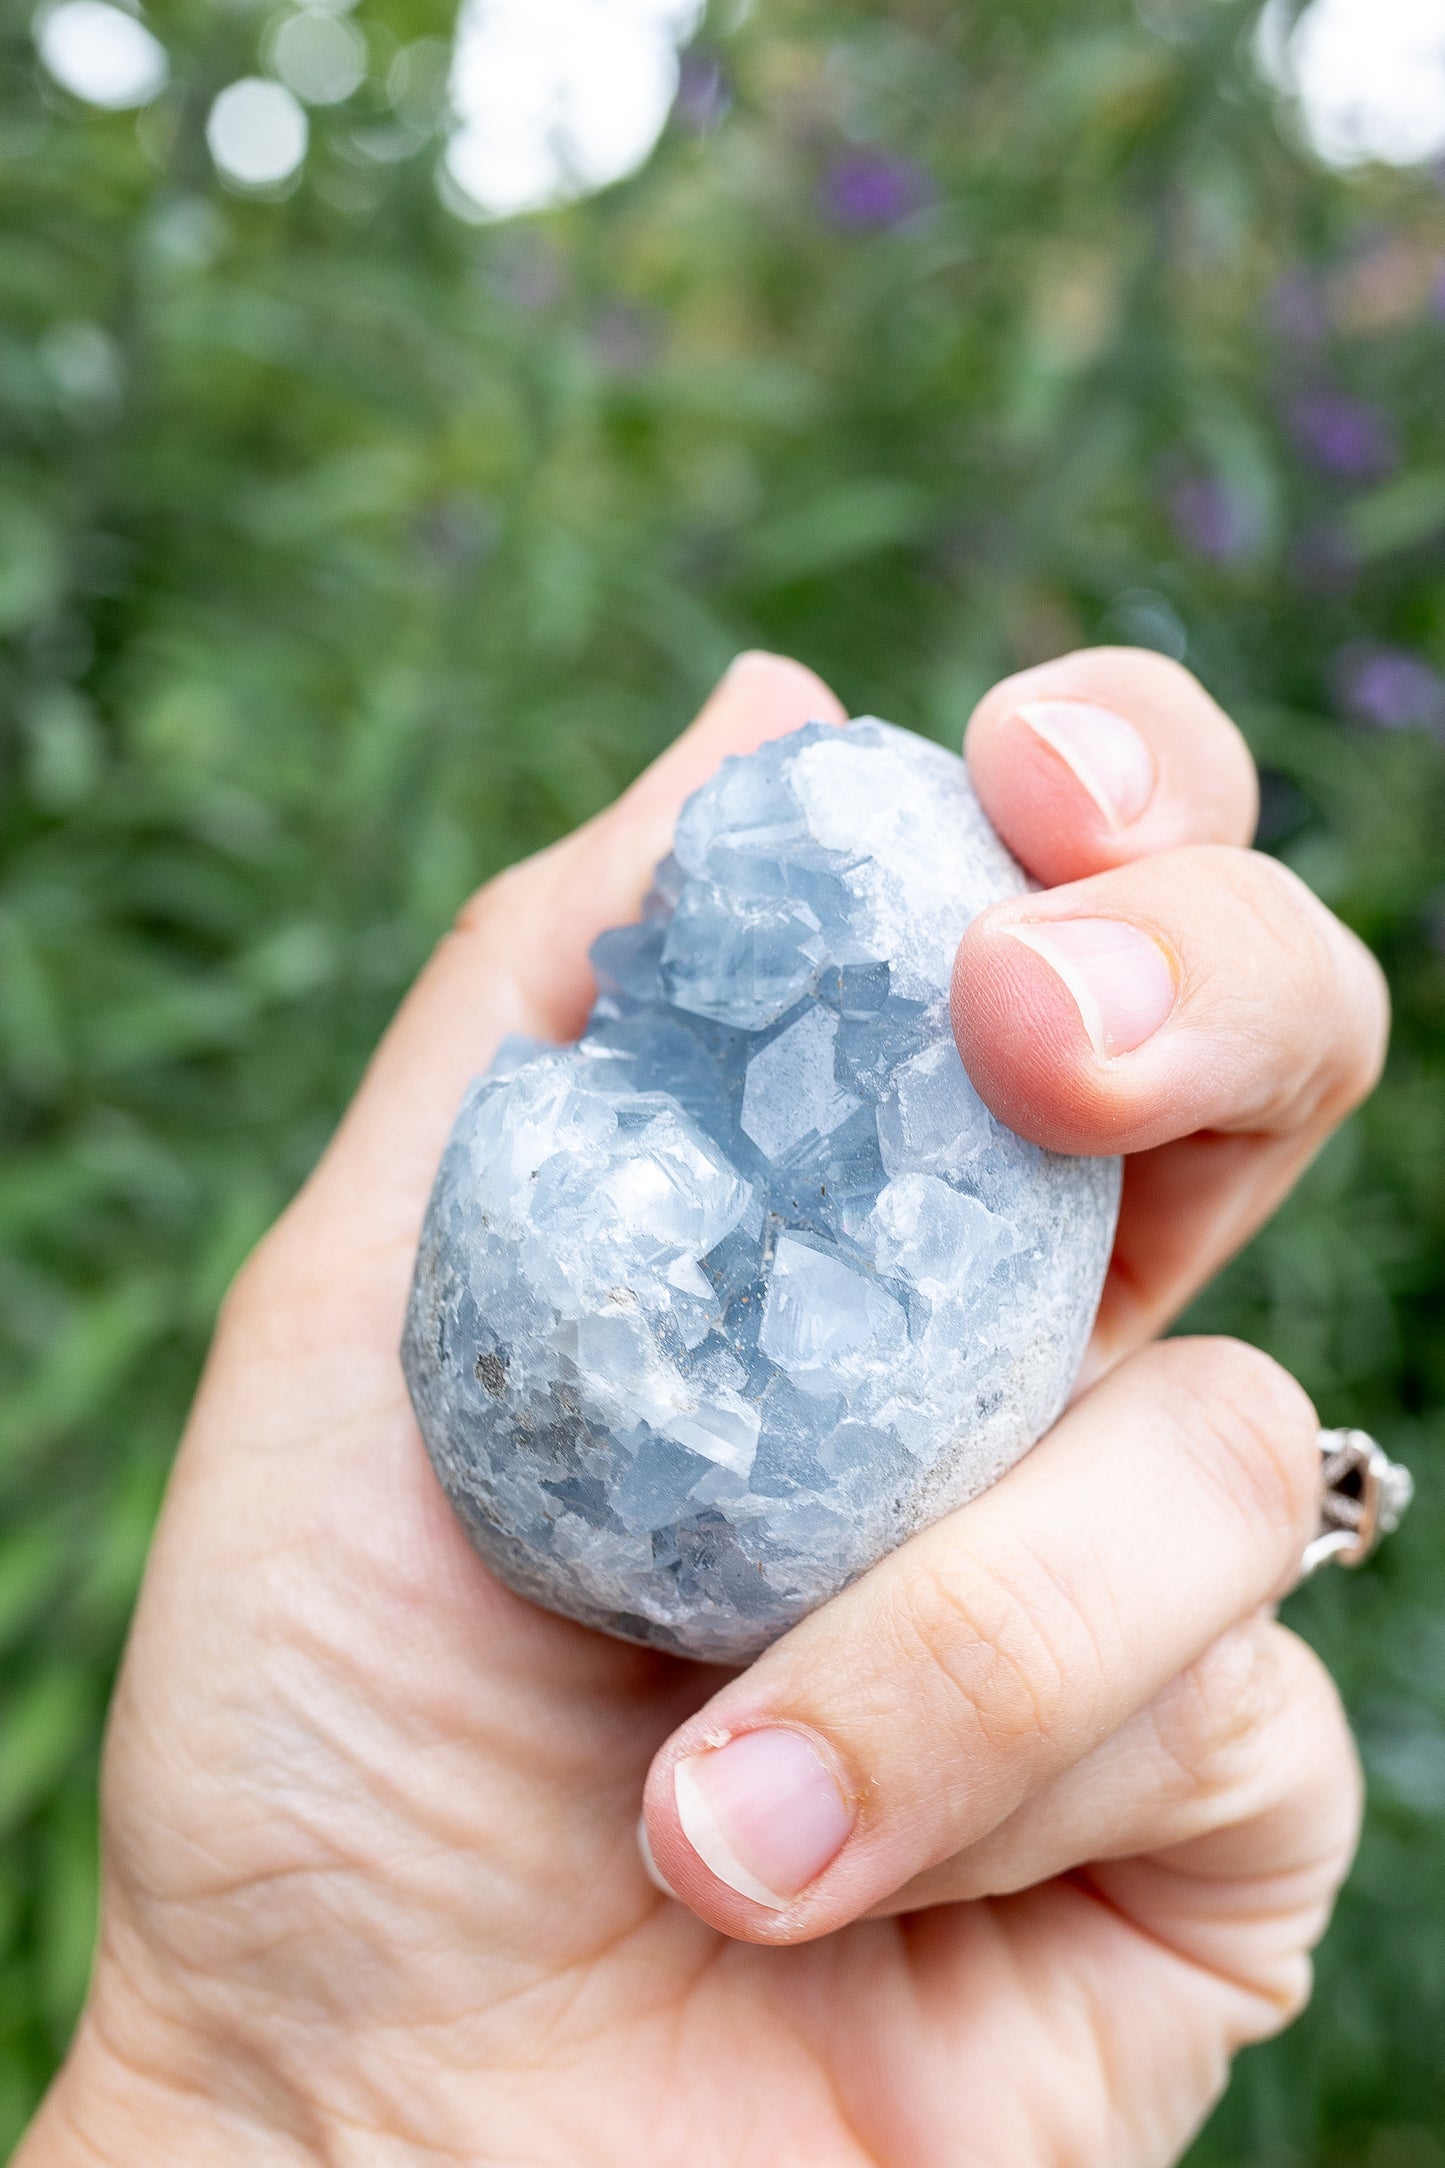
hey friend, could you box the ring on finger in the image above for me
[1303,1427,1413,1575]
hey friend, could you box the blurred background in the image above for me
[2,0,1445,2155]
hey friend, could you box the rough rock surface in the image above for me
[403,719,1121,1661]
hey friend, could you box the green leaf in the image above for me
[1346,469,1445,561]
[0,1670,89,1837]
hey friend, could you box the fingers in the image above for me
[952,844,1389,1160]
[868,1616,1359,1942]
[963,647,1259,886]
[957,648,1389,1355]
[642,1337,1323,1943]
[294,654,845,1261]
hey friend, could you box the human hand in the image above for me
[19,652,1386,2168]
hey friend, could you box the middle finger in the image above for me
[953,842,1388,1357]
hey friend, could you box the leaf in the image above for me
[0,1669,89,1837]
[0,500,63,637]
[1346,469,1445,561]
[0,1279,170,1475]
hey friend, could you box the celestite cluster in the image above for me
[403,720,1121,1662]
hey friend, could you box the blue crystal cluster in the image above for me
[403,720,1121,1662]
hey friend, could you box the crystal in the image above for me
[403,719,1122,1662]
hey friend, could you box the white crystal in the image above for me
[403,719,1122,1662]
[759,1230,909,1389]
[741,1007,861,1163]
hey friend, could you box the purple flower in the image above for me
[1336,643,1445,734]
[1168,475,1258,563]
[1288,390,1396,480]
[672,49,730,135]
[1269,268,1330,346]
[820,149,932,232]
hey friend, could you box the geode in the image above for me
[403,719,1121,1662]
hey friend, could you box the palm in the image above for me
[97,1220,1230,2168]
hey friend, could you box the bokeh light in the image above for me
[206,76,308,188]
[34,0,167,110]
[1259,0,1445,167]
[444,0,704,221]
[268,8,367,107]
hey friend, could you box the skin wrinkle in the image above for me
[1008,1529,1128,1739]
[728,1953,885,2168]
[98,1908,710,2167]
[1070,1866,1310,2029]
[862,1939,979,2168]
[80,1973,329,2159]
[900,1542,1089,1772]
[869,1615,1346,1918]
[112,1703,564,2020]
[1151,1348,1319,1561]
[117,1659,530,1921]
[1056,1924,1148,2168]
[1141,1625,1280,1813]
[986,1894,1144,2168]
[1032,1885,1247,2168]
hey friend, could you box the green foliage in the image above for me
[1,0,1443,2153]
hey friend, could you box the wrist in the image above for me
[15,1990,319,2168]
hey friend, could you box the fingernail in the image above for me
[1015,700,1156,829]
[1005,919,1177,1058]
[672,1729,854,1910]
[636,1816,678,1901]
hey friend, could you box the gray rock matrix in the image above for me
[403,719,1121,1662]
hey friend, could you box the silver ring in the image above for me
[1302,1428,1413,1576]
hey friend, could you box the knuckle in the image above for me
[452,830,580,944]
[212,1201,331,1352]
[216,1217,290,1330]
[1153,1618,1300,1804]
[1155,1621,1361,1858]
[1145,1338,1321,1549]
[452,860,526,941]
[890,1537,1107,1763]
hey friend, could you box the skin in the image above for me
[17,650,1389,2168]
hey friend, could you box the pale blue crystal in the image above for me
[403,719,1122,1662]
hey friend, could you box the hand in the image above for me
[19,653,1386,2168]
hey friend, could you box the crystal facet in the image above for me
[403,719,1122,1662]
